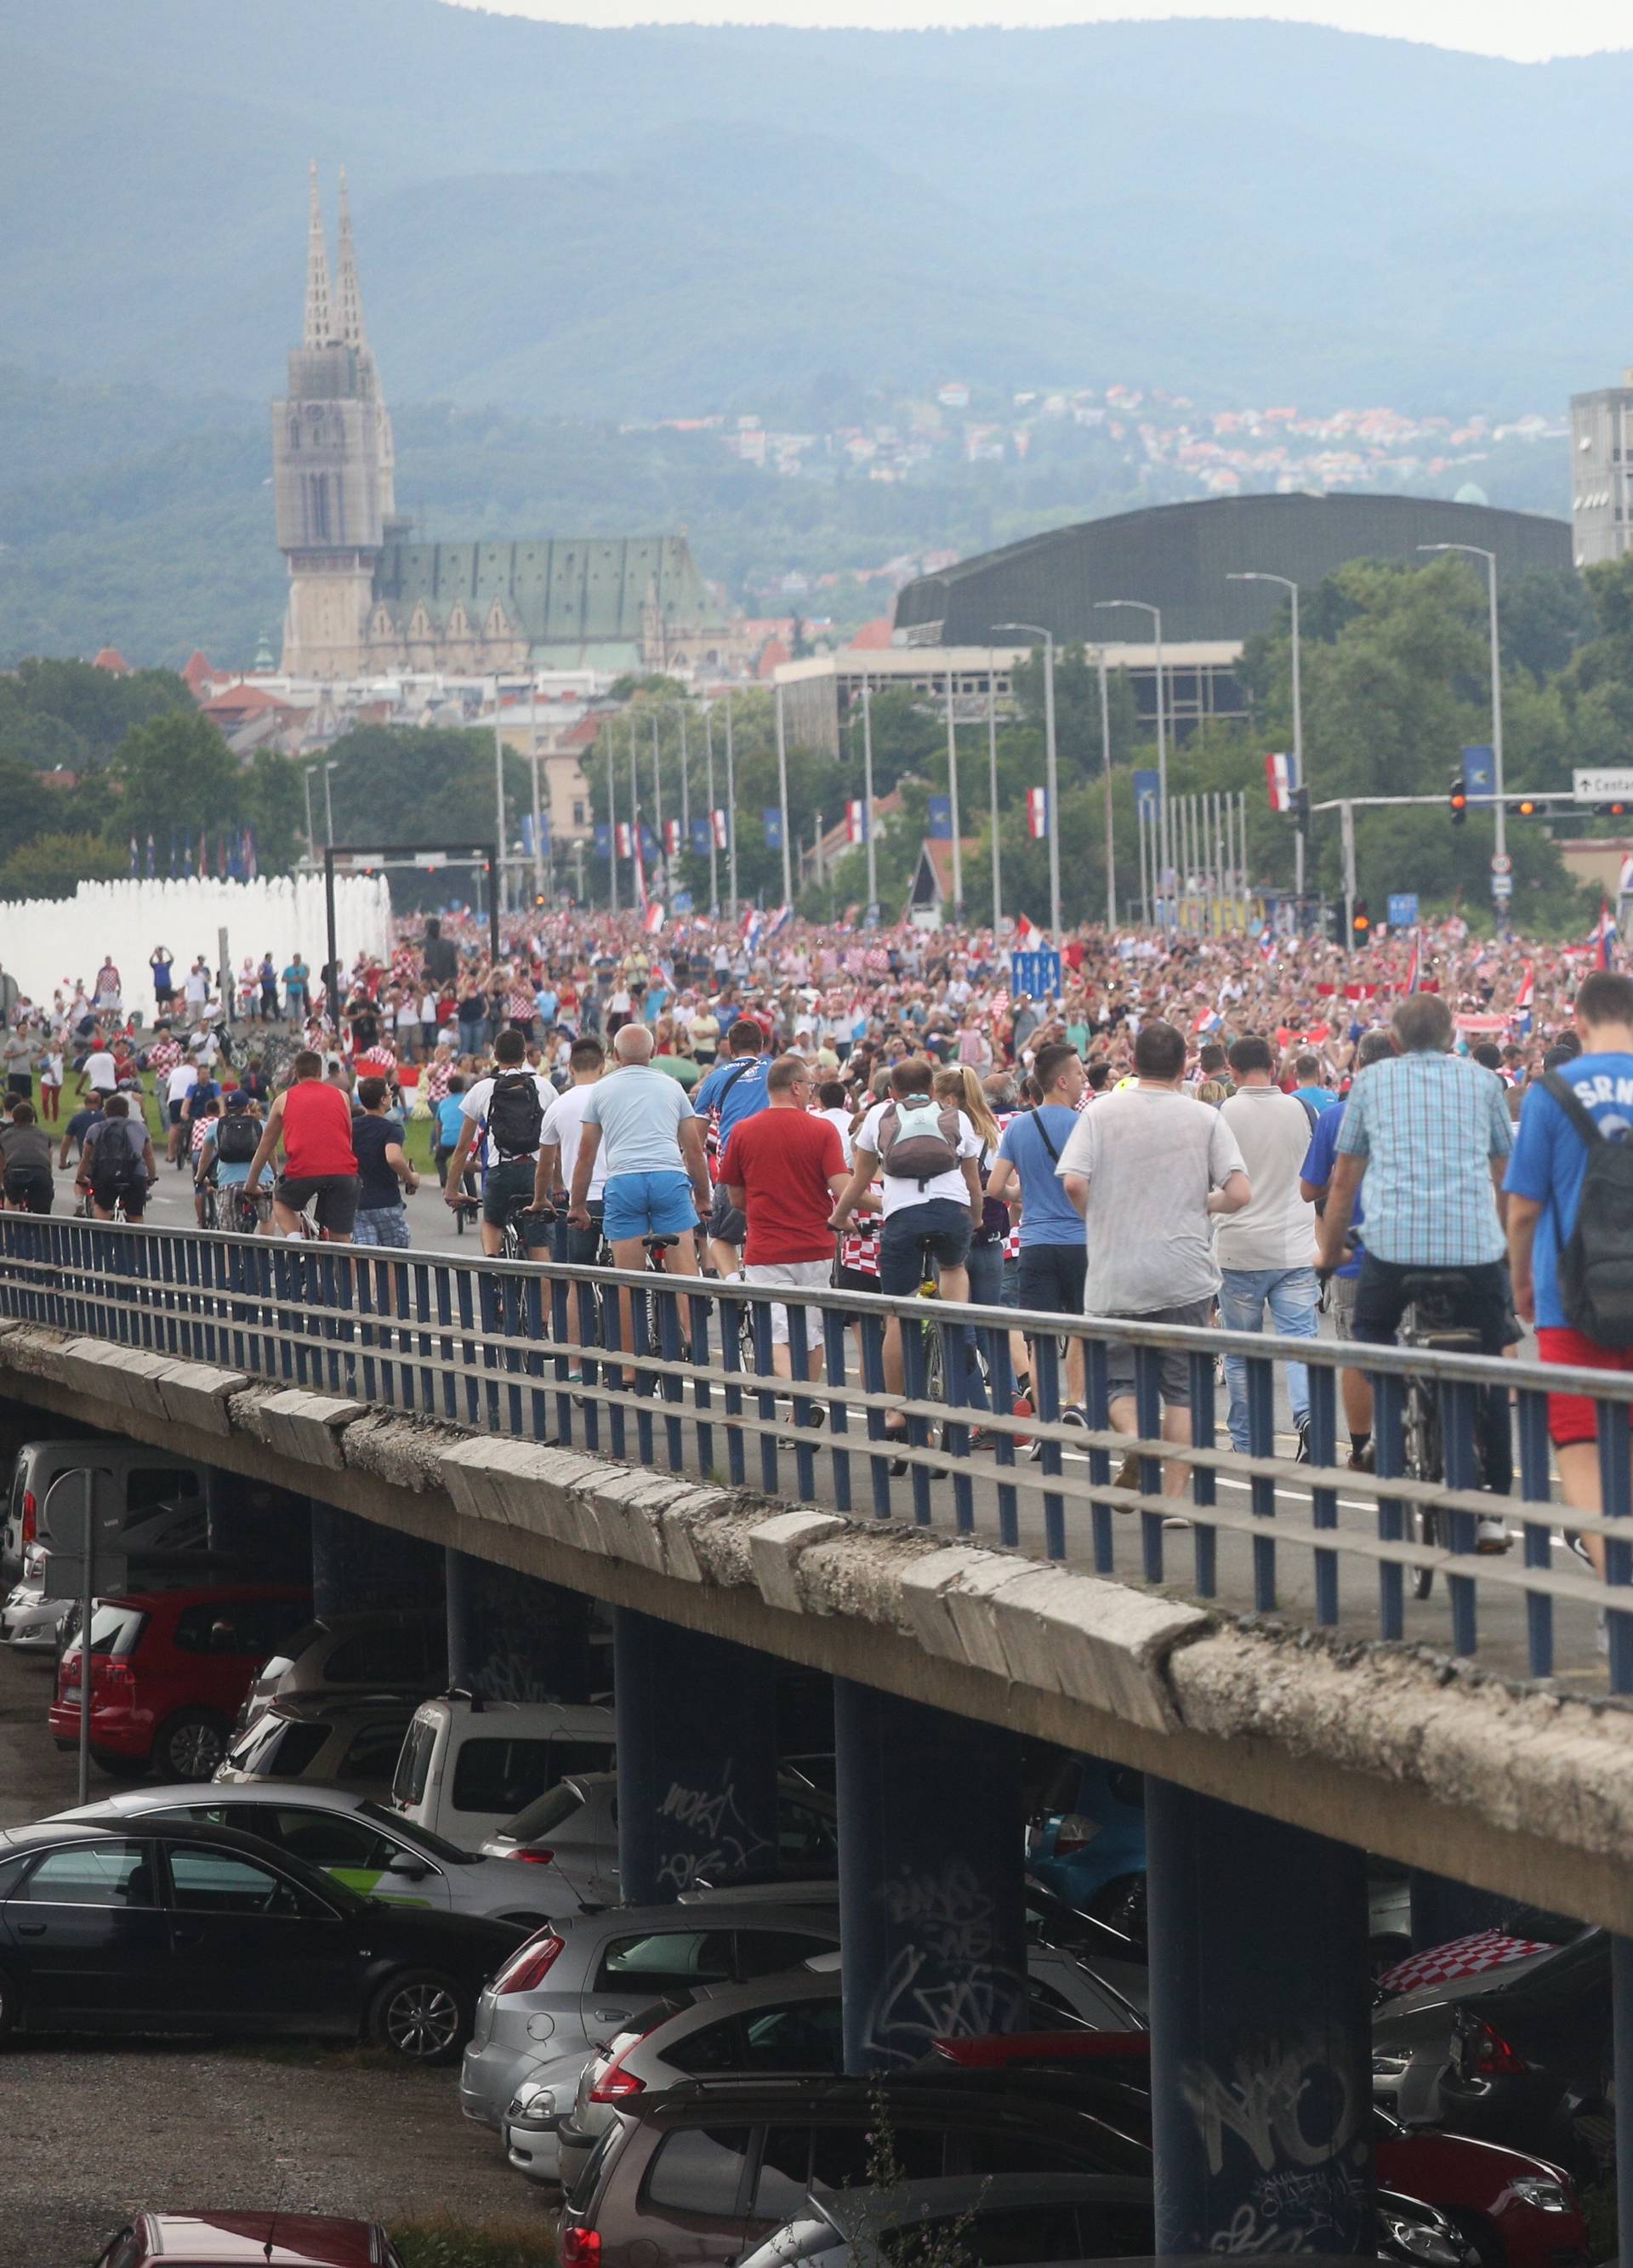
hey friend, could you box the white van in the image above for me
[0,1441,208,1589]
[388,1695,617,1849]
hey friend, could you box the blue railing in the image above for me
[0,1216,1624,1693]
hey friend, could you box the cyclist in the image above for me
[196,1090,260,1230]
[76,1093,156,1222]
[441,1029,553,1259]
[350,1076,418,1248]
[242,1049,360,1242]
[0,1102,55,1214]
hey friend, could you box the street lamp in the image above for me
[1095,601,1166,920]
[1419,543,1506,877]
[322,760,339,849]
[993,624,1061,936]
[1228,571,1305,902]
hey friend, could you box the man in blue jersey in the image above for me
[694,1017,771,1278]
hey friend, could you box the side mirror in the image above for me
[386,1849,430,1880]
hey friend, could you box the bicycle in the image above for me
[1397,1271,1485,1601]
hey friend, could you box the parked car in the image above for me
[555,1946,1148,2193]
[94,2213,405,2268]
[735,2172,1157,2268]
[2,1440,206,1588]
[48,1782,576,1927]
[460,1900,843,2143]
[922,2031,1587,2268]
[4,1499,233,1655]
[233,1608,447,1736]
[390,1695,617,1849]
[556,2070,1156,2268]
[216,1691,424,1800]
[481,1770,844,1894]
[49,1585,313,1781]
[1024,1753,1148,1933]
[0,1817,521,2060]
[1372,1922,1610,2182]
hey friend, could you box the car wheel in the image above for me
[90,1748,150,1781]
[369,1969,469,2065]
[153,1708,230,1781]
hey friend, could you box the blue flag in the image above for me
[640,825,658,859]
[594,823,612,858]
[691,815,712,857]
[764,808,784,850]
[927,794,953,841]
[1133,768,1161,822]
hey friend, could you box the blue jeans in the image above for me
[1219,1265,1318,1452]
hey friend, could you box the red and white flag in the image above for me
[614,821,633,858]
[845,800,868,844]
[711,807,730,848]
[1265,752,1295,812]
[663,818,681,858]
[1026,787,1049,839]
[1012,912,1041,948]
[643,901,665,936]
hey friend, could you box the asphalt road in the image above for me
[0,1641,538,2265]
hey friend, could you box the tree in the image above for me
[0,658,191,766]
[109,709,244,838]
[321,725,531,906]
[0,757,61,865]
[0,831,128,902]
[243,748,304,876]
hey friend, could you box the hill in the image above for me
[3,3,1633,413]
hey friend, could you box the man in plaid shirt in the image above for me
[1315,992,1515,1531]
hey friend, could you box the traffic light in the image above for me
[1351,898,1371,944]
[1506,798,1542,819]
[1596,801,1632,819]
[1288,784,1311,835]
[1448,772,1468,826]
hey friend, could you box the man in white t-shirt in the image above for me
[77,1042,119,1103]
[828,1055,984,1408]
[1217,1033,1320,1461]
[536,1034,608,1265]
[164,1058,199,1163]
[183,959,211,1015]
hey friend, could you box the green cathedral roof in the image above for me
[372,536,724,658]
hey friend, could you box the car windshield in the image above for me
[501,1781,587,1842]
[358,1799,473,1867]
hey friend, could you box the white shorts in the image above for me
[743,1257,832,1346]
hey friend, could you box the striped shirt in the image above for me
[1334,1051,1513,1268]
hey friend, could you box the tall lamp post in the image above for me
[994,624,1060,937]
[1228,570,1304,902]
[987,652,1002,936]
[860,683,879,915]
[1420,542,1506,881]
[1095,647,1114,930]
[322,760,339,849]
[1095,600,1166,923]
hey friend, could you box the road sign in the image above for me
[1490,854,1512,876]
[1492,872,1514,901]
[1461,746,1495,803]
[1386,894,1420,927]
[1573,768,1633,803]
[1010,949,1062,998]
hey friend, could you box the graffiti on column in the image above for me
[864,1858,1028,2066]
[1181,2032,1371,2252]
[462,1575,582,1703]
[655,1760,773,1892]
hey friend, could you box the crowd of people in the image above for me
[2,900,1630,1600]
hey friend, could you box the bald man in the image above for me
[569,1020,710,1310]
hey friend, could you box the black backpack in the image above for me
[89,1117,141,1198]
[214,1112,259,1165]
[487,1068,544,1160]
[1540,1070,1633,1347]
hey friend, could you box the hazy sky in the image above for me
[445,0,1629,58]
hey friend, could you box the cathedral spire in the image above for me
[303,160,334,349]
[334,165,369,353]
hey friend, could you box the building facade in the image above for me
[1569,378,1633,568]
[273,170,738,679]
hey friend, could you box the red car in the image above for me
[95,2213,402,2266]
[52,1585,313,1782]
[929,2032,1588,2268]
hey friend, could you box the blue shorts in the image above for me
[603,1171,698,1245]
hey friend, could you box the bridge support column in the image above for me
[1614,1935,1633,2268]
[445,1547,595,1702]
[1147,1777,1374,2256]
[834,1678,1026,2073]
[309,1500,442,1621]
[613,1607,778,1906]
[1407,1870,1512,1954]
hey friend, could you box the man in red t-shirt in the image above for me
[721,1055,848,1384]
[244,1048,361,1240]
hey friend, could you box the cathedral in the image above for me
[274,168,737,680]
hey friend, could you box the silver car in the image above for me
[553,1943,1148,2193]
[459,1899,841,2145]
[2,1499,217,1652]
[735,2172,1156,2268]
[482,1769,841,1890]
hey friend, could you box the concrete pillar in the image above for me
[1408,1870,1513,1954]
[1614,1935,1633,2268]
[613,1607,778,1906]
[834,1678,1027,2073]
[309,1500,442,1621]
[1146,1778,1374,2257]
[445,1547,595,1703]
[204,1468,310,1582]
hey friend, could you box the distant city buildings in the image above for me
[1569,372,1633,567]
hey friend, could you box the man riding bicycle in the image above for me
[243,1049,360,1242]
[76,1093,156,1222]
[441,1029,554,1259]
[1315,992,1515,1545]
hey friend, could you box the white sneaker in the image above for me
[1476,1516,1511,1553]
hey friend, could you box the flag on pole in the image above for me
[763,809,784,851]
[741,908,765,956]
[1026,787,1048,839]
[711,807,729,849]
[594,823,612,858]
[1514,960,1535,1039]
[643,901,665,936]
[1593,897,1617,969]
[1011,913,1040,948]
[690,815,712,858]
[128,835,139,878]
[145,832,156,880]
[1403,929,1422,994]
[1265,751,1297,812]
[243,827,258,881]
[845,801,868,844]
[926,794,953,841]
[1258,934,1278,966]
[614,821,633,858]
[766,904,794,940]
[664,818,682,858]
[633,826,651,914]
